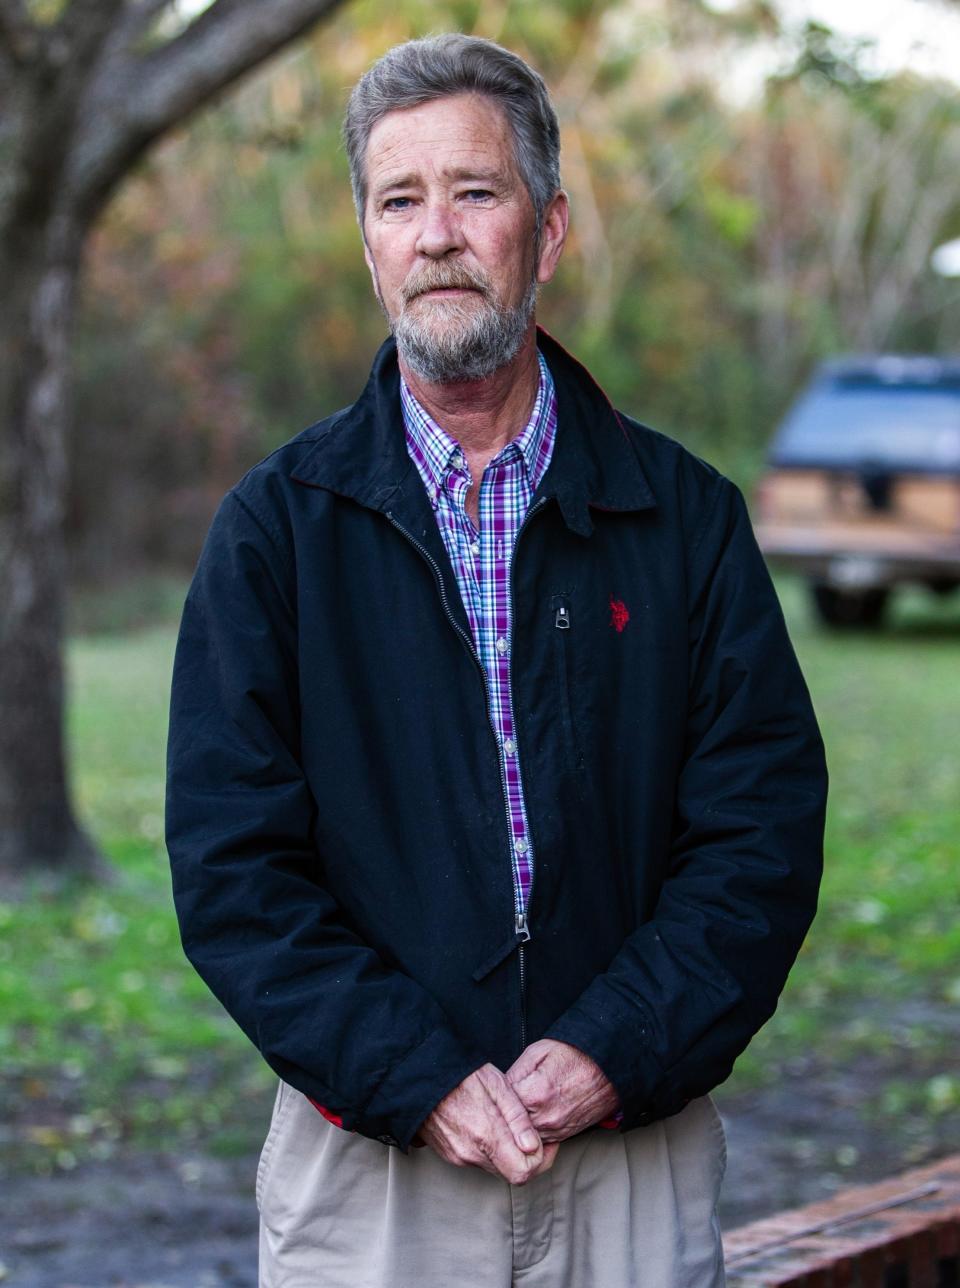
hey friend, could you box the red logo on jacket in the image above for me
[609,596,630,633]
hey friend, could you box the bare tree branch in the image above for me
[105,0,174,55]
[65,0,345,222]
[133,0,342,128]
[0,0,135,237]
[54,0,129,69]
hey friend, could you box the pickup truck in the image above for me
[753,355,960,627]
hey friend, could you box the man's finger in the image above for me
[506,1040,620,1145]
[473,1103,542,1183]
[530,1140,561,1176]
[477,1064,542,1155]
[506,1038,551,1075]
[419,1065,545,1183]
[505,1039,556,1105]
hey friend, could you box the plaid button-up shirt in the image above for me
[401,352,558,920]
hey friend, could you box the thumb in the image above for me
[479,1065,543,1156]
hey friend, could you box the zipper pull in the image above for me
[555,605,570,630]
[515,912,531,942]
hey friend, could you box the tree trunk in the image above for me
[0,213,98,874]
[0,0,347,876]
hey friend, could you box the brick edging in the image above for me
[723,1153,960,1286]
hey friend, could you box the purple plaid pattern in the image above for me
[401,353,557,917]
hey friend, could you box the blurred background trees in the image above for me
[3,4,959,1252]
[5,0,960,871]
[71,0,960,597]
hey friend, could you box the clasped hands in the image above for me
[417,1039,618,1185]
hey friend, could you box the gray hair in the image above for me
[343,34,562,236]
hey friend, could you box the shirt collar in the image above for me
[401,351,557,508]
[289,330,658,535]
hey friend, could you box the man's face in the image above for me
[361,92,566,383]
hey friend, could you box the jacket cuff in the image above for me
[357,1025,486,1151]
[544,985,667,1129]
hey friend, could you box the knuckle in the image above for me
[503,1153,537,1186]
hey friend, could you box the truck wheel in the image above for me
[811,583,889,629]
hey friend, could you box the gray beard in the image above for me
[391,280,537,384]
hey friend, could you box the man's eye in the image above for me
[462,189,494,202]
[383,196,413,211]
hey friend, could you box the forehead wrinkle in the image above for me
[372,163,511,197]
[371,170,418,196]
[444,164,511,184]
[366,96,518,179]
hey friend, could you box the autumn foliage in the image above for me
[71,0,960,585]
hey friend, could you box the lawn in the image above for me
[0,623,274,1174]
[724,579,960,1126]
[1,575,958,1176]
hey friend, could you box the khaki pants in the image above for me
[258,1082,727,1287]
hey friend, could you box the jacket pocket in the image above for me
[255,1079,291,1212]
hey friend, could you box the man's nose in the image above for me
[415,200,466,258]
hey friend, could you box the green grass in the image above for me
[1,575,958,1172]
[729,577,960,1089]
[0,618,274,1174]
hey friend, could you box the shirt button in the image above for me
[470,541,480,555]
[514,838,529,855]
[452,450,465,469]
[496,637,509,655]
[503,737,516,756]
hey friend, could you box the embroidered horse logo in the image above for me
[609,596,630,633]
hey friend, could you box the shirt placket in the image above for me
[477,452,534,915]
[401,359,556,926]
[442,455,480,636]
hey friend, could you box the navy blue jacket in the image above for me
[166,331,826,1151]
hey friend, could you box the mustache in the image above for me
[399,262,493,305]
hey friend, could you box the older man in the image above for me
[166,33,826,1288]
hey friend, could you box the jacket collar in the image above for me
[290,328,657,537]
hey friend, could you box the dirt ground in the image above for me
[3,1054,958,1288]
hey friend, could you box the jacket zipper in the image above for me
[384,513,525,932]
[507,497,550,1050]
[386,498,549,1053]
[516,910,529,1049]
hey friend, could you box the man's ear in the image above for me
[362,235,383,303]
[536,190,570,286]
